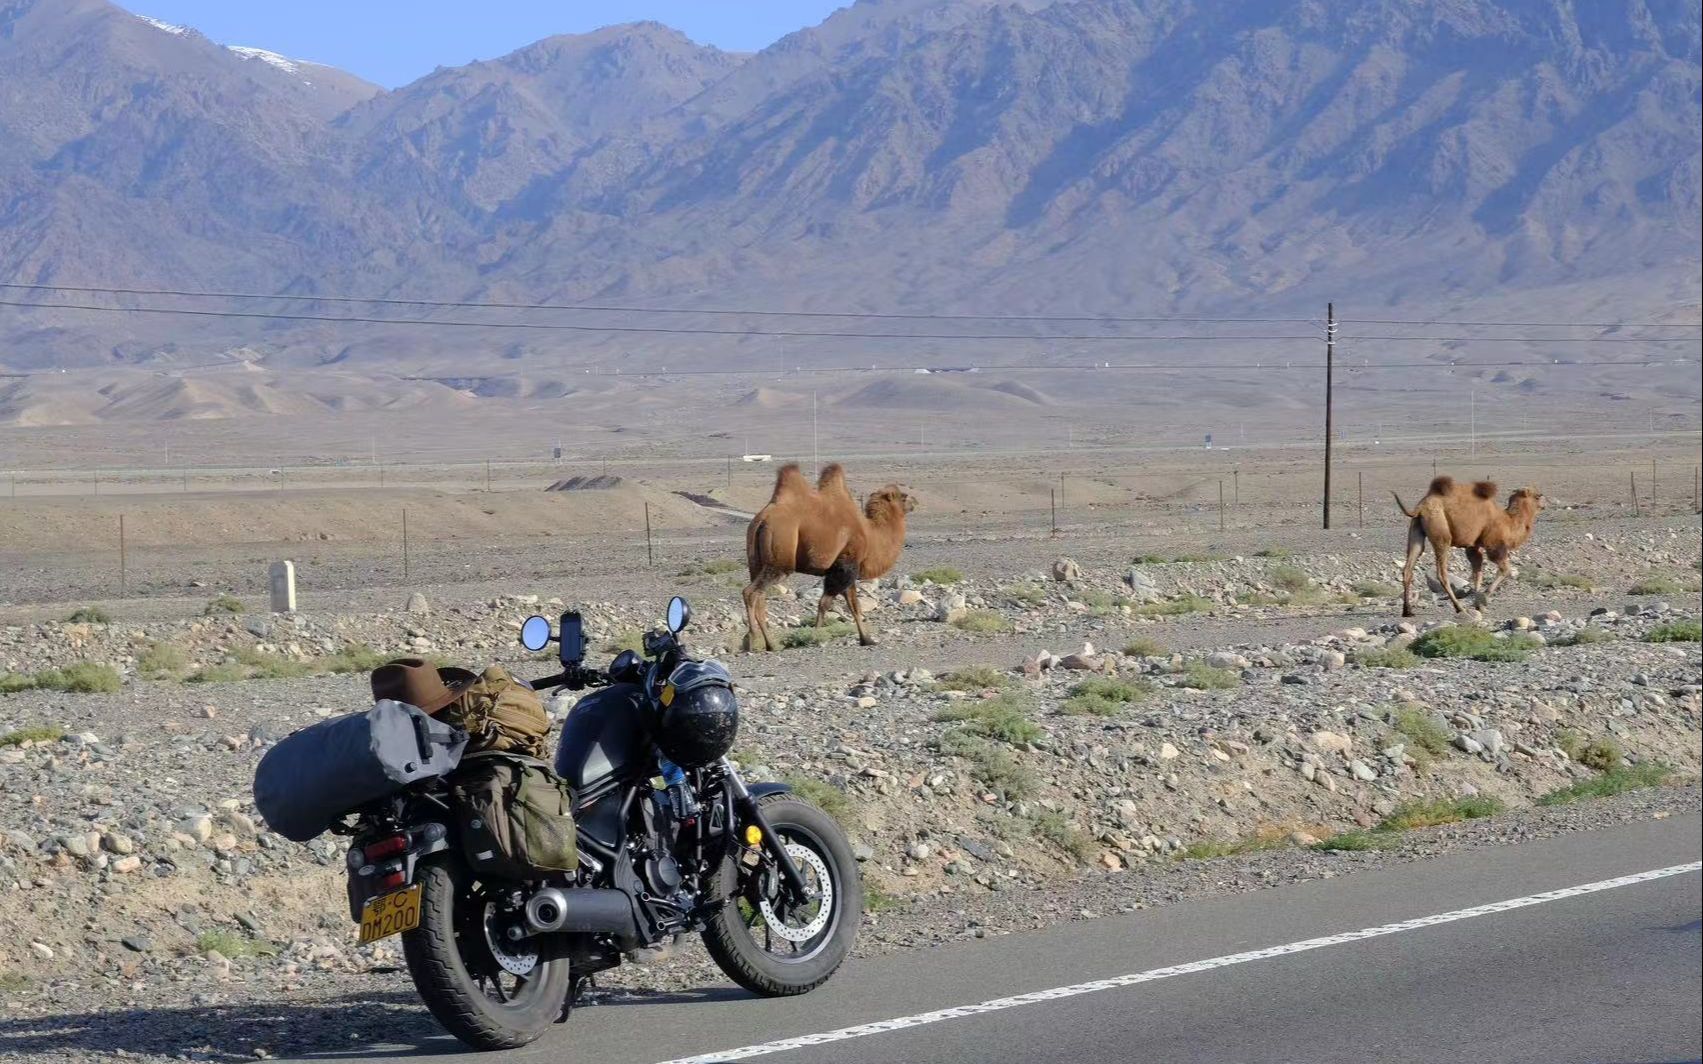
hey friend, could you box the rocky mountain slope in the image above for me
[0,0,1698,371]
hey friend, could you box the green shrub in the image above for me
[231,648,313,680]
[937,665,1015,692]
[1270,564,1310,592]
[911,567,964,586]
[1376,796,1502,832]
[21,663,123,694]
[1059,677,1152,717]
[1576,737,1624,772]
[1256,547,1292,559]
[1132,552,1213,564]
[938,731,1036,798]
[1121,636,1167,657]
[950,610,1012,634]
[933,693,1041,745]
[1178,661,1239,690]
[203,595,245,615]
[1351,646,1420,669]
[780,622,855,648]
[1353,580,1397,599]
[185,663,249,685]
[1644,620,1702,643]
[678,558,743,578]
[194,930,274,959]
[1531,571,1593,591]
[1030,812,1097,865]
[65,606,112,624]
[1391,706,1453,765]
[1181,827,1289,860]
[1628,573,1692,596]
[0,673,39,695]
[1538,762,1672,805]
[0,724,65,747]
[317,643,391,674]
[1139,595,1213,617]
[138,642,191,679]
[606,629,646,655]
[784,777,856,829]
[1003,584,1047,607]
[1555,729,1586,760]
[864,883,901,913]
[1552,628,1615,647]
[1074,588,1122,615]
[1410,626,1539,662]
[1310,830,1399,853]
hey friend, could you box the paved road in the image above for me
[292,814,1701,1064]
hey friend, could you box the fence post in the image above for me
[644,502,655,566]
[1694,465,1700,514]
[1218,479,1225,532]
[94,469,100,496]
[1233,469,1239,508]
[119,514,127,597]
[1650,458,1656,510]
[727,455,733,492]
[1050,488,1057,535]
[1630,471,1639,516]
[1358,471,1364,529]
[402,508,410,581]
[485,459,492,493]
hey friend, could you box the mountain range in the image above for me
[0,0,1698,376]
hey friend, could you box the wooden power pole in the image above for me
[1322,302,1335,530]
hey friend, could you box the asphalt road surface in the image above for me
[290,814,1702,1064]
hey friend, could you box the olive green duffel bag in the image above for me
[450,753,577,880]
[440,664,552,759]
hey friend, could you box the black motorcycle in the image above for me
[340,595,860,1049]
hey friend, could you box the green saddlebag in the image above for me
[451,754,577,879]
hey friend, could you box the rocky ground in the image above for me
[0,515,1698,1063]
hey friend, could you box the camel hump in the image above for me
[817,462,850,495]
[1472,480,1498,500]
[769,463,808,502]
[1426,475,1454,497]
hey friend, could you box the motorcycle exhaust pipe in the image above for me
[525,887,640,942]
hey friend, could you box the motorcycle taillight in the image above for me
[363,834,408,861]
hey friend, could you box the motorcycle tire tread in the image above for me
[701,793,861,998]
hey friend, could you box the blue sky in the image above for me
[130,1,849,87]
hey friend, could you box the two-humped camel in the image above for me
[1393,476,1546,617]
[742,463,914,651]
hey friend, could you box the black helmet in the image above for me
[656,660,738,768]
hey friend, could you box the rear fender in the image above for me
[345,821,451,922]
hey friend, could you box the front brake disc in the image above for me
[758,842,834,944]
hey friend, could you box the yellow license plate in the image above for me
[358,884,422,944]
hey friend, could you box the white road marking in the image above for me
[656,861,1702,1063]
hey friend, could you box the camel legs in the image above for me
[1466,547,1487,606]
[1482,548,1514,600]
[843,581,877,647]
[1431,535,1469,613]
[1400,519,1426,618]
[741,571,780,652]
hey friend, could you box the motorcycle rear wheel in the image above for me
[402,861,571,1050]
[703,793,861,996]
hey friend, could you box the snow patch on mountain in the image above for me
[136,15,187,35]
[227,46,311,83]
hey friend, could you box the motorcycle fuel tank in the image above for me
[555,683,652,793]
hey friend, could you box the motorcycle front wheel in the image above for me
[703,792,861,996]
[401,860,571,1050]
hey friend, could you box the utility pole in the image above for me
[812,391,819,475]
[1470,386,1477,457]
[1322,302,1335,530]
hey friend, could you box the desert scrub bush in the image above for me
[1628,573,1697,596]
[203,595,245,616]
[1177,661,1239,690]
[1352,646,1420,669]
[950,610,1012,634]
[1390,706,1453,766]
[1376,795,1503,831]
[24,663,123,694]
[1538,762,1672,806]
[1073,588,1122,616]
[1001,584,1047,607]
[138,641,191,679]
[677,558,743,578]
[933,692,1041,745]
[605,629,646,655]
[863,883,901,913]
[1180,826,1290,860]
[1531,570,1593,591]
[1029,811,1097,865]
[937,665,1015,692]
[1352,580,1398,599]
[316,643,391,674]
[1059,676,1151,717]
[185,662,250,685]
[784,777,856,829]
[0,724,65,747]
[1121,635,1167,657]
[937,731,1036,799]
[1139,595,1213,617]
[0,673,36,695]
[1133,552,1214,564]
[1551,627,1615,647]
[1575,736,1625,772]
[231,647,313,680]
[195,930,274,959]
[1644,620,1702,643]
[1255,547,1292,559]
[780,622,855,648]
[911,566,964,585]
[1409,626,1539,663]
[65,606,112,624]
[1269,564,1311,592]
[1554,729,1586,761]
[1310,830,1400,853]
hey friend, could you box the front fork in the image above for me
[720,761,817,904]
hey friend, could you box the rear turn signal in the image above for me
[744,825,763,847]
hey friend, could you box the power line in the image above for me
[0,282,1319,326]
[0,297,1321,342]
[1340,334,1699,344]
[1342,316,1698,328]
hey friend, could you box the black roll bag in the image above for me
[253,699,468,842]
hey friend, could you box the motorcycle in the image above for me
[337,595,861,1050]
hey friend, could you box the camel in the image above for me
[1393,477,1546,618]
[742,463,915,651]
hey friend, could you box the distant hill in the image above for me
[1,0,1697,374]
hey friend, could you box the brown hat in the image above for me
[370,658,479,716]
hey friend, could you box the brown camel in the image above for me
[1393,477,1546,617]
[742,463,915,651]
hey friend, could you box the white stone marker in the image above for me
[269,560,297,613]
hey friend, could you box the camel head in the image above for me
[865,484,917,520]
[1508,486,1546,514]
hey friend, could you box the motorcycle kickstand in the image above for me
[560,973,598,1021]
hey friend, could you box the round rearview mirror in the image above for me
[519,615,553,652]
[667,596,691,633]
